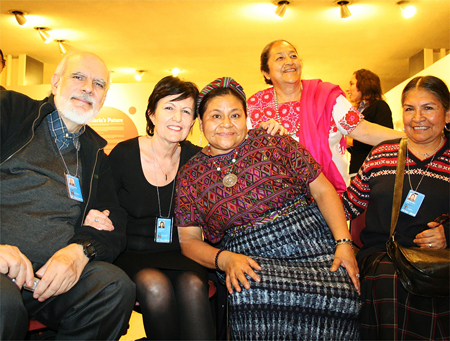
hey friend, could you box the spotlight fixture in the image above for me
[335,0,352,19]
[135,70,146,81]
[35,27,51,43]
[9,10,27,26]
[55,40,67,55]
[274,0,290,18]
[397,1,416,18]
[171,68,181,77]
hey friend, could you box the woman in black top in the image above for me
[87,76,214,340]
[346,69,393,177]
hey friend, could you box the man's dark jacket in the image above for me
[1,90,127,263]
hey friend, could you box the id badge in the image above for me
[400,190,425,217]
[66,174,83,202]
[155,217,173,243]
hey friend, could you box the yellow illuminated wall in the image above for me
[7,54,449,151]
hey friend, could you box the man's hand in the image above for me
[34,244,89,302]
[0,244,34,289]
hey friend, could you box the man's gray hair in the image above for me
[54,51,111,90]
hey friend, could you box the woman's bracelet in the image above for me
[335,238,353,247]
[215,248,225,271]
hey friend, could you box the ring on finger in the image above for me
[429,243,432,248]
[356,273,360,278]
[94,217,99,222]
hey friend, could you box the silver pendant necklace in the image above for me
[408,136,443,158]
[208,145,239,188]
[406,137,443,192]
[150,139,178,217]
[147,135,178,182]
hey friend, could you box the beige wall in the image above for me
[6,82,206,148]
[384,54,450,131]
[7,53,450,148]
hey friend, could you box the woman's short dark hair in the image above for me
[198,87,247,120]
[145,76,199,136]
[260,40,298,85]
[354,69,383,105]
[402,75,450,137]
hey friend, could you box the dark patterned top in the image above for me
[175,128,322,243]
[343,138,450,262]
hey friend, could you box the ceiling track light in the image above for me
[55,40,67,55]
[171,68,181,77]
[9,10,27,26]
[274,0,290,18]
[335,0,352,20]
[397,1,416,18]
[35,27,52,43]
[135,70,146,81]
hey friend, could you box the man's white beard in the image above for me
[57,90,100,126]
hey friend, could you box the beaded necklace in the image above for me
[273,87,303,135]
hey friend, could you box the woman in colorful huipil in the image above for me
[343,76,450,340]
[175,77,361,340]
[247,40,404,193]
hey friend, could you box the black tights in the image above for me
[134,268,215,340]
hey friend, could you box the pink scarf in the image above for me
[297,79,347,193]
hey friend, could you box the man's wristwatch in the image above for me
[74,241,97,261]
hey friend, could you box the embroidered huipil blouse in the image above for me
[175,129,322,243]
[247,80,363,193]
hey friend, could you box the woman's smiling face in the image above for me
[200,94,247,155]
[402,88,450,146]
[150,94,195,143]
[262,41,302,87]
[346,73,362,105]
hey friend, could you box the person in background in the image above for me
[247,40,404,193]
[343,75,450,340]
[0,51,135,340]
[0,49,6,90]
[346,69,393,177]
[176,77,361,340]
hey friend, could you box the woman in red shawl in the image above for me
[247,40,404,193]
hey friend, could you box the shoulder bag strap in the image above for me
[390,137,408,238]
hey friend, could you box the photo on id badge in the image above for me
[155,217,172,243]
[401,190,425,217]
[66,174,83,202]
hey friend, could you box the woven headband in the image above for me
[197,77,246,112]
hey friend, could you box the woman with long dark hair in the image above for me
[346,69,393,176]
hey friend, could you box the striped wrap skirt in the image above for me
[359,252,450,340]
[220,202,361,340]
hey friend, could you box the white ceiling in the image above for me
[1,0,449,96]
